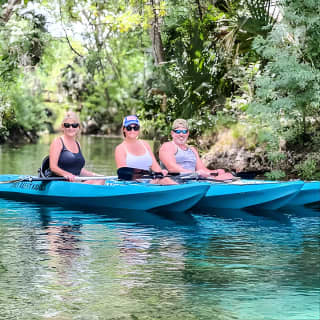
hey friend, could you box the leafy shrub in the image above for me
[294,156,320,181]
[265,170,286,180]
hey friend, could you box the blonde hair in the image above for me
[62,111,80,124]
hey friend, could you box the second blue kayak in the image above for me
[193,180,304,210]
[281,181,320,207]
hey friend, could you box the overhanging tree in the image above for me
[250,0,320,150]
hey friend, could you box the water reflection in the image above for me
[0,198,318,319]
[39,206,82,259]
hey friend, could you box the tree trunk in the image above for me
[149,0,165,65]
[195,0,203,21]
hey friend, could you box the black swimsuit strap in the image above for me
[60,137,81,154]
[75,141,81,152]
[60,137,66,151]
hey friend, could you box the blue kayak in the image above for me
[0,175,210,213]
[193,180,304,210]
[282,181,320,207]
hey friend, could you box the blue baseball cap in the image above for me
[123,115,140,127]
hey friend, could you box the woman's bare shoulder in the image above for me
[115,142,125,151]
[51,136,63,147]
[160,141,175,152]
[140,139,152,149]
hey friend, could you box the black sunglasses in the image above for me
[173,129,188,134]
[125,125,140,131]
[64,123,80,128]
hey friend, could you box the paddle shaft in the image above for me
[116,167,237,183]
[117,167,220,180]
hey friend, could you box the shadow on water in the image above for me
[35,201,198,230]
[192,206,292,226]
[90,208,197,230]
[3,195,319,232]
[0,195,197,230]
[279,203,320,218]
[0,195,296,231]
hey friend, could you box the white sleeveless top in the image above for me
[125,141,153,171]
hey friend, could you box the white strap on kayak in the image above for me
[0,176,117,184]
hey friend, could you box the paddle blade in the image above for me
[235,170,268,179]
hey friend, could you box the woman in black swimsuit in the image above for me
[49,111,104,184]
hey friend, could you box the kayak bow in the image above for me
[0,174,210,213]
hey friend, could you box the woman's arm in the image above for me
[192,146,233,179]
[193,147,211,173]
[141,140,163,173]
[80,168,98,177]
[114,143,127,169]
[159,142,192,173]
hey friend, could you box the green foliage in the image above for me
[0,11,48,74]
[264,150,287,180]
[141,0,277,137]
[0,6,51,141]
[54,0,149,129]
[143,6,229,136]
[137,108,168,140]
[249,0,320,152]
[267,150,286,163]
[294,154,320,180]
[265,169,286,180]
[4,74,46,129]
[160,20,220,117]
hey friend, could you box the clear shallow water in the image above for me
[0,136,319,320]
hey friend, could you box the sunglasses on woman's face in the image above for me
[173,129,188,134]
[125,125,140,131]
[63,123,79,128]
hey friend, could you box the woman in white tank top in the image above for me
[115,115,176,185]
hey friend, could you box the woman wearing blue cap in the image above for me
[115,115,176,185]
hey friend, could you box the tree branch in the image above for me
[58,0,83,57]
[0,0,21,24]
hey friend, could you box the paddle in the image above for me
[117,167,167,180]
[233,170,269,179]
[0,176,115,184]
[117,167,238,182]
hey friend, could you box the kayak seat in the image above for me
[38,156,57,178]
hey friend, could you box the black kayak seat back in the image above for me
[38,156,57,177]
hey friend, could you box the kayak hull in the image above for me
[282,181,320,207]
[0,175,210,213]
[194,180,304,210]
[0,175,312,212]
